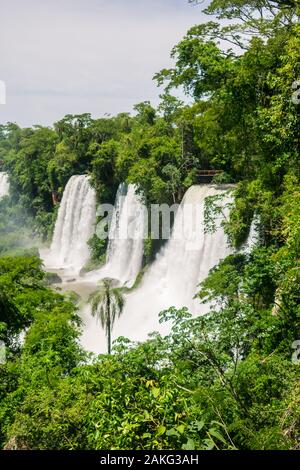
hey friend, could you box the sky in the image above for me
[0,0,209,127]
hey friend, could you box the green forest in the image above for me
[0,0,300,450]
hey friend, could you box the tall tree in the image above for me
[89,278,125,354]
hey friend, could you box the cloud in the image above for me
[0,0,207,126]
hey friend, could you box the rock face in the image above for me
[45,272,63,285]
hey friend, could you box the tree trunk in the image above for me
[107,318,111,355]
[107,291,111,355]
[51,191,59,206]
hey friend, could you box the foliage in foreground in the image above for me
[0,236,300,450]
[0,0,299,451]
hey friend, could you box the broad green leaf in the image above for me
[152,387,160,398]
[157,425,166,436]
[166,428,180,437]
[182,438,195,450]
[176,424,185,435]
[203,438,215,450]
[209,428,227,445]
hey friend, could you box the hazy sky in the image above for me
[0,0,208,127]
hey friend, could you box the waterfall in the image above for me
[112,185,233,342]
[241,215,260,254]
[0,172,9,198]
[94,183,146,286]
[47,175,96,271]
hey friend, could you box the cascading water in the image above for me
[241,215,260,254]
[112,185,233,342]
[52,182,232,355]
[46,175,96,272]
[94,183,146,287]
[0,172,9,198]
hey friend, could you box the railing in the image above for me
[197,170,223,176]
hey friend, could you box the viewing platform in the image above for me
[197,170,223,184]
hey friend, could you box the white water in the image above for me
[43,175,96,273]
[0,172,9,198]
[92,183,146,287]
[42,181,233,355]
[112,185,233,343]
[241,215,260,254]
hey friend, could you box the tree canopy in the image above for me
[0,0,299,451]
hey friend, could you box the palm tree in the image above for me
[89,278,125,354]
